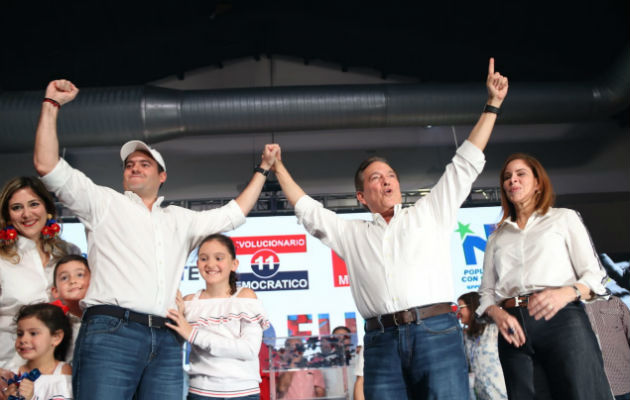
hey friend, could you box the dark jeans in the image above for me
[363,312,469,400]
[73,313,184,399]
[498,302,613,400]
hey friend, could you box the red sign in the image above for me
[331,250,350,287]
[232,235,307,255]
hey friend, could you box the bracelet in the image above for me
[571,285,582,301]
[43,98,61,108]
[254,166,270,177]
[483,104,500,115]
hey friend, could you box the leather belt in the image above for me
[365,303,454,331]
[501,296,530,308]
[83,305,172,329]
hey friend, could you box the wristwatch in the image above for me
[254,166,270,177]
[483,104,501,115]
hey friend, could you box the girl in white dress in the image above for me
[167,234,269,400]
[7,303,72,400]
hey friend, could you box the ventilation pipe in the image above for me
[0,48,627,153]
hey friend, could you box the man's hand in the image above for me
[260,144,280,170]
[486,58,508,107]
[45,79,79,106]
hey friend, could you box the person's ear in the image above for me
[356,191,367,207]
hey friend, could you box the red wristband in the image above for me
[43,98,61,108]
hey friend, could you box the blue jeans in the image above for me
[363,312,468,400]
[499,302,612,400]
[73,313,184,399]
[187,394,259,400]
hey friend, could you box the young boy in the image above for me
[51,254,91,364]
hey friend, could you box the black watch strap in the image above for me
[254,166,270,177]
[483,104,501,115]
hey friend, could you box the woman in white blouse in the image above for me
[0,177,79,371]
[478,154,612,399]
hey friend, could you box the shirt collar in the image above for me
[503,208,549,229]
[372,203,403,225]
[124,191,164,210]
[16,235,36,251]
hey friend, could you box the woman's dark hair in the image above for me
[15,303,72,362]
[53,254,90,288]
[198,234,239,295]
[457,292,486,338]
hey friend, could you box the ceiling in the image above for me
[1,1,628,90]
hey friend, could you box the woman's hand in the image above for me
[528,287,575,320]
[486,305,526,347]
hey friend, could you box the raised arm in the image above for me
[271,147,306,206]
[466,58,509,151]
[234,144,279,215]
[33,80,79,176]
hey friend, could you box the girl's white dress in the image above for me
[185,287,270,398]
[29,361,72,400]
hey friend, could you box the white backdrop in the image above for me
[61,205,502,345]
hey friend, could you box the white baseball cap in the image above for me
[120,140,166,172]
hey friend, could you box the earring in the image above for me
[0,225,17,245]
[41,214,61,239]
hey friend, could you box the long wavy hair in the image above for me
[498,153,555,227]
[0,177,68,263]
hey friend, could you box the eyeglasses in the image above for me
[457,304,468,310]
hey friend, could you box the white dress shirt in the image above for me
[185,288,269,397]
[41,158,246,316]
[0,237,79,369]
[294,140,485,319]
[477,207,608,315]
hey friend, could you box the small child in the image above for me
[51,255,91,365]
[7,303,72,400]
[166,234,269,400]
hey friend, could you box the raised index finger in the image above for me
[488,57,495,75]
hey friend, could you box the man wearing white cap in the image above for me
[33,79,278,399]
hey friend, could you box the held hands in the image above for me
[260,144,281,171]
[527,287,575,321]
[486,58,508,107]
[487,305,526,348]
[44,80,79,106]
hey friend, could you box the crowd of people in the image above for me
[0,58,627,400]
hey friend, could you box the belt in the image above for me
[365,303,454,331]
[501,296,530,308]
[83,305,171,329]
